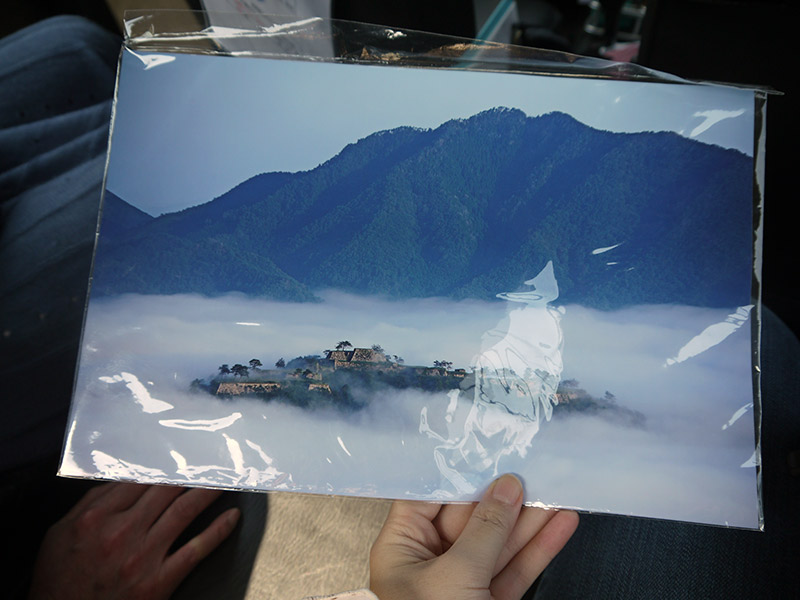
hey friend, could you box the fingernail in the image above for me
[492,474,522,505]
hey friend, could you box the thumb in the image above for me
[444,474,524,580]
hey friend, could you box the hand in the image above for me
[369,474,579,600]
[28,482,240,600]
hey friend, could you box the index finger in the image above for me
[159,507,241,597]
[147,487,224,548]
[492,504,562,577]
[444,474,524,576]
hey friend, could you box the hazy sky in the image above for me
[106,49,756,216]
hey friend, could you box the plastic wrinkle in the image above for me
[58,419,82,476]
[158,413,242,431]
[420,261,563,494]
[170,449,230,480]
[690,109,746,138]
[741,450,760,468]
[664,305,753,367]
[122,15,146,38]
[98,372,174,413]
[128,50,176,70]
[722,403,753,430]
[169,443,292,488]
[591,242,623,255]
[337,436,353,457]
[90,373,289,487]
[121,10,693,83]
[128,18,324,44]
[92,450,168,479]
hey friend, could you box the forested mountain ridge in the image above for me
[93,108,754,308]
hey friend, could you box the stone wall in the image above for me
[217,382,281,395]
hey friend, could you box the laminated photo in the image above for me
[61,46,763,529]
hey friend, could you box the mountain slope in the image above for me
[93,109,754,308]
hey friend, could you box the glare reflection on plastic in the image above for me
[665,305,753,367]
[420,261,564,494]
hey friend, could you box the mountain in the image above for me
[92,108,754,308]
[99,191,154,238]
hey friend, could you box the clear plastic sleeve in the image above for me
[60,9,767,530]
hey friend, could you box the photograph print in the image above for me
[61,47,762,529]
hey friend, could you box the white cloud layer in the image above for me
[63,292,761,528]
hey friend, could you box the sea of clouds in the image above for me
[62,291,761,528]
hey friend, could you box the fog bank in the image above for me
[63,292,760,528]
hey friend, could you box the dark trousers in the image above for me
[0,17,264,599]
